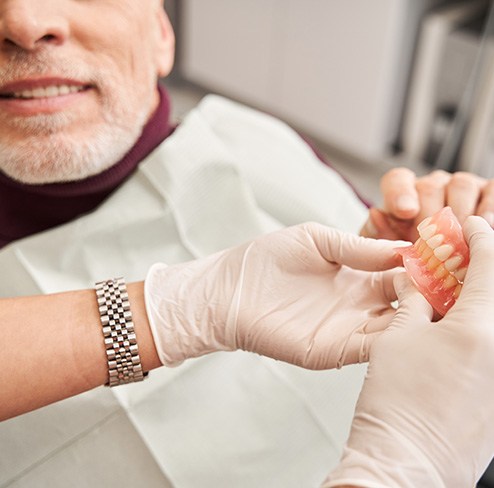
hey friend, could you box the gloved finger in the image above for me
[339,311,397,366]
[381,167,420,219]
[363,310,397,334]
[452,216,494,313]
[336,307,394,369]
[358,327,395,364]
[393,272,433,324]
[379,268,402,303]
[445,172,484,225]
[309,223,411,271]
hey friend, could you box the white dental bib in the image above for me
[0,95,368,488]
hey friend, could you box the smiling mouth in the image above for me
[0,84,92,100]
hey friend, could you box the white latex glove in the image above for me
[145,222,407,369]
[324,216,494,488]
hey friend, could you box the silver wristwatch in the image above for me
[95,277,148,387]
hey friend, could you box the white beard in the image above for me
[0,51,156,185]
[0,110,149,184]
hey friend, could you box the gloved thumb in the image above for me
[392,272,433,325]
[450,216,494,315]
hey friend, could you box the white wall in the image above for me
[180,0,447,162]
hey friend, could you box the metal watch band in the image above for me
[95,277,148,387]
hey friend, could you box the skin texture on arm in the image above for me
[0,282,161,421]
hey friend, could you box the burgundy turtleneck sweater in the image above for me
[0,84,174,249]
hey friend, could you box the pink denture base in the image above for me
[395,207,470,316]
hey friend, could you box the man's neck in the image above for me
[0,84,174,249]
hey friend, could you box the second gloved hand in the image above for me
[145,222,406,369]
[324,216,494,488]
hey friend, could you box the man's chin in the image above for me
[0,129,139,185]
[0,162,110,185]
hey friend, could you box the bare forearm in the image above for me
[0,282,161,421]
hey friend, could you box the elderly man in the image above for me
[1,1,494,487]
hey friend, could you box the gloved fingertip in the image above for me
[393,272,413,297]
[393,272,423,304]
[381,240,412,268]
[463,215,494,243]
[393,240,414,249]
[393,273,433,319]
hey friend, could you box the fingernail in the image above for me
[481,211,494,227]
[396,195,418,212]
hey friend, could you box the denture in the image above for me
[396,207,470,316]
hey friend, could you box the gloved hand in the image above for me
[324,216,494,488]
[145,222,406,369]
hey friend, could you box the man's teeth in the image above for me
[12,85,85,99]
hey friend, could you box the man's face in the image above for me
[0,0,174,184]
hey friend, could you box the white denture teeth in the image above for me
[417,216,433,232]
[426,233,444,249]
[434,244,454,262]
[434,265,449,279]
[453,283,463,299]
[426,255,441,270]
[454,267,467,282]
[421,246,434,261]
[442,274,458,289]
[419,224,437,241]
[444,255,463,272]
[416,239,427,254]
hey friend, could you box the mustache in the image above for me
[0,51,97,85]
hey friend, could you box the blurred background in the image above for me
[163,2,494,484]
[163,0,494,206]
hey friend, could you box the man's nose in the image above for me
[0,1,69,51]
